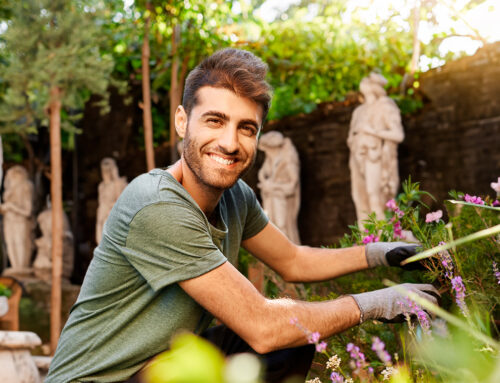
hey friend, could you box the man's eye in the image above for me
[207,119,222,126]
[240,126,257,136]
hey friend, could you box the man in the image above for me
[46,49,438,383]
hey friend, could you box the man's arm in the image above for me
[242,222,368,283]
[179,261,361,354]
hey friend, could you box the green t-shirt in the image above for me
[46,169,268,383]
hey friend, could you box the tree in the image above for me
[0,0,115,353]
[141,1,155,170]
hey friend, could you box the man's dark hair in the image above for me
[182,48,272,123]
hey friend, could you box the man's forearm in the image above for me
[285,245,368,283]
[254,295,360,353]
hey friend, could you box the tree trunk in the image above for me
[0,135,3,199]
[169,24,181,164]
[49,85,63,354]
[409,0,421,76]
[142,2,155,171]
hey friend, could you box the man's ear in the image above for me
[175,105,188,139]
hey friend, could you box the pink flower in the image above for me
[464,194,484,205]
[386,199,404,217]
[393,221,404,239]
[308,331,320,344]
[346,343,366,369]
[491,177,500,195]
[425,210,443,223]
[493,200,500,207]
[316,341,327,352]
[289,317,298,325]
[362,234,379,244]
[386,199,397,210]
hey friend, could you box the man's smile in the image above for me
[207,153,238,166]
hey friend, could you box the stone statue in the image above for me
[33,208,74,282]
[96,158,127,244]
[0,166,34,274]
[258,131,301,245]
[347,73,404,226]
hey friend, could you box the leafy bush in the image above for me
[304,178,499,382]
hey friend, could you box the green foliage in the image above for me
[306,179,500,382]
[0,0,117,136]
[0,282,11,297]
[144,333,263,383]
[145,333,226,383]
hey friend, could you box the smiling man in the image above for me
[46,49,438,383]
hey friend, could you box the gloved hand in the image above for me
[351,283,439,323]
[365,242,423,270]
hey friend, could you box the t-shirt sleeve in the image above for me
[239,181,269,240]
[122,202,227,292]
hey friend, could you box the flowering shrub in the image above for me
[303,178,499,382]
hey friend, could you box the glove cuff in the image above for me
[365,242,410,268]
[350,293,370,324]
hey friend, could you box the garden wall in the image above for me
[244,42,500,247]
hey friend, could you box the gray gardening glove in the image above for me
[365,242,423,271]
[351,283,439,323]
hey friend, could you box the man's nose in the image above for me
[217,126,239,154]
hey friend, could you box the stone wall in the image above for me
[245,42,500,247]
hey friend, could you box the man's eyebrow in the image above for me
[200,111,229,121]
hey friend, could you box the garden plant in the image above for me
[145,177,499,383]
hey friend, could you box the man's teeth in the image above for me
[210,154,235,165]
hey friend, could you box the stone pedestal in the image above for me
[0,330,41,383]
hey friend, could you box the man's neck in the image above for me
[167,159,223,217]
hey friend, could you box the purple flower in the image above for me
[330,372,344,383]
[368,367,374,374]
[362,234,379,244]
[316,341,327,352]
[397,297,431,333]
[346,343,366,369]
[308,331,320,344]
[493,262,500,284]
[425,210,443,223]
[438,242,454,280]
[451,276,469,316]
[464,194,484,205]
[371,337,392,365]
[493,200,500,207]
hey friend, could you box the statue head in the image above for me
[360,72,388,100]
[37,209,52,236]
[100,158,119,182]
[258,131,285,152]
[4,165,29,190]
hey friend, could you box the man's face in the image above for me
[178,86,262,190]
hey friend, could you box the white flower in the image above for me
[381,366,397,381]
[345,379,354,383]
[326,355,341,370]
[306,378,322,383]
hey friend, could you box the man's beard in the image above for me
[182,129,256,191]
